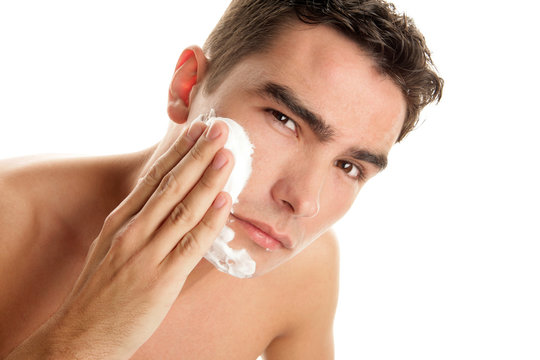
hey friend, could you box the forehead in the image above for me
[215,22,406,152]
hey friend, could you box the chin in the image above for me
[222,218,294,277]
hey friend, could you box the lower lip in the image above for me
[232,215,283,251]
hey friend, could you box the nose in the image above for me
[270,157,324,218]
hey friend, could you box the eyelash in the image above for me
[267,109,366,182]
[268,109,298,133]
[335,160,366,182]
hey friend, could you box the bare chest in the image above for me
[132,278,279,360]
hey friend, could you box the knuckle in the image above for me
[108,236,125,256]
[144,162,163,187]
[159,172,182,195]
[171,138,186,157]
[189,144,205,163]
[170,202,196,226]
[102,208,127,235]
[103,210,120,230]
[200,216,218,233]
[107,220,138,261]
[177,232,202,254]
[107,238,127,266]
[115,216,139,243]
[199,174,216,191]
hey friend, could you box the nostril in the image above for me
[282,199,295,212]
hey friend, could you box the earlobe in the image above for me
[167,46,208,124]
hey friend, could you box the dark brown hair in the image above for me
[203,0,443,142]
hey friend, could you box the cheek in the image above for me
[251,133,277,170]
[243,115,297,178]
[318,179,357,226]
[235,122,285,199]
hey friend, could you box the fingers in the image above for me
[104,120,208,235]
[159,191,232,280]
[134,120,230,241]
[85,120,208,274]
[145,146,234,261]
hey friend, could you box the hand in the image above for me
[7,120,234,359]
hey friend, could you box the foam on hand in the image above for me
[195,109,256,278]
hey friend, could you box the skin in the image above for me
[0,21,405,359]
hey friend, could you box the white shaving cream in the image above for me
[197,109,256,278]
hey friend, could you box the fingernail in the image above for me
[187,121,205,140]
[212,151,228,169]
[206,122,222,140]
[213,193,227,209]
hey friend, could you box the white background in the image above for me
[1,1,538,359]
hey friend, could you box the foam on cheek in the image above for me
[198,109,256,278]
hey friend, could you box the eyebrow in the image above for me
[256,82,336,143]
[255,81,388,171]
[349,148,388,171]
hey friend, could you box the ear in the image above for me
[167,46,208,124]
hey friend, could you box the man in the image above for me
[1,0,443,358]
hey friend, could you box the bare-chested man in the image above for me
[0,1,443,359]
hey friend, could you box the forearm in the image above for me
[5,321,133,360]
[4,322,58,360]
[5,314,96,360]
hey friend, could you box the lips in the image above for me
[230,213,294,250]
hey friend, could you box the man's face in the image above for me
[190,22,406,276]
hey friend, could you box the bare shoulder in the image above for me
[0,157,42,330]
[0,157,41,250]
[0,156,82,356]
[0,154,107,252]
[262,230,340,359]
[0,155,74,275]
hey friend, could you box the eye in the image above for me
[268,109,297,133]
[335,160,365,181]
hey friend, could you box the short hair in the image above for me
[203,0,444,142]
